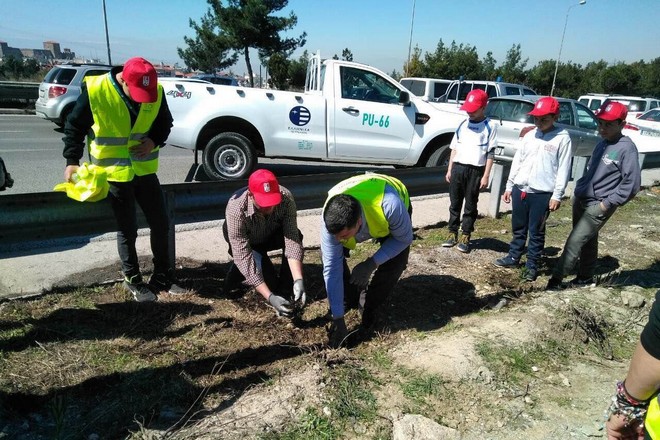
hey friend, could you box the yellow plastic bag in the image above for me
[53,163,109,202]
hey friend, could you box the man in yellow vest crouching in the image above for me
[321,173,413,348]
[62,57,184,302]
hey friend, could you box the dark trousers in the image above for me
[448,163,484,235]
[222,222,301,296]
[344,206,412,326]
[509,187,551,270]
[108,173,171,279]
[552,198,615,279]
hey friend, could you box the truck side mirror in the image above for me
[399,91,411,106]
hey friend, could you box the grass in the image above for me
[0,188,657,438]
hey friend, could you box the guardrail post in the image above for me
[488,162,507,218]
[572,156,589,182]
[639,153,646,170]
[165,190,176,269]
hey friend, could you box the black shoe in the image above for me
[442,232,458,248]
[569,276,596,287]
[493,255,519,268]
[523,267,538,282]
[456,234,471,253]
[124,275,157,302]
[150,271,187,295]
[546,277,564,291]
[223,263,245,298]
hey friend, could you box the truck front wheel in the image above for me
[202,132,256,180]
[425,144,451,167]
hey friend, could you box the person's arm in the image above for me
[280,190,305,265]
[321,219,346,318]
[480,122,497,189]
[372,188,413,265]
[446,126,460,183]
[62,86,94,181]
[602,146,641,210]
[225,201,265,289]
[147,88,174,147]
[550,134,573,210]
[480,157,494,190]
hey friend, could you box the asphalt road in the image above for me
[0,115,391,194]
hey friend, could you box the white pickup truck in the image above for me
[161,52,466,180]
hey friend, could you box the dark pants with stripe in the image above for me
[448,162,485,235]
[508,187,551,271]
[108,173,171,280]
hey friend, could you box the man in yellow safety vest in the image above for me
[62,57,184,302]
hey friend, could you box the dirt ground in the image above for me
[1,187,659,439]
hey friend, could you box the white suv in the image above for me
[35,63,112,126]
[600,96,660,119]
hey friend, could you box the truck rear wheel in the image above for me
[425,144,451,167]
[202,132,256,180]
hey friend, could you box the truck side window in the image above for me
[340,66,400,104]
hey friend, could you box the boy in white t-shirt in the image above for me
[443,89,497,253]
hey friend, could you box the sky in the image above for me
[1,0,659,78]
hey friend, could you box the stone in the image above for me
[392,414,461,440]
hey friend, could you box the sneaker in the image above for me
[493,255,519,268]
[442,232,458,248]
[523,267,538,282]
[569,276,596,287]
[546,277,564,291]
[124,275,157,302]
[150,271,187,295]
[456,234,471,253]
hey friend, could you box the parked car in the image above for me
[191,74,239,86]
[626,109,660,133]
[438,79,537,105]
[35,63,112,126]
[399,77,452,101]
[599,96,660,119]
[578,93,610,112]
[485,95,600,162]
[622,108,660,155]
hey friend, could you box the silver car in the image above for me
[485,95,600,162]
[35,63,112,126]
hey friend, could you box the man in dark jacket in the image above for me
[62,57,184,302]
[547,102,641,289]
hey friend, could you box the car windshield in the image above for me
[639,110,660,122]
[607,98,647,112]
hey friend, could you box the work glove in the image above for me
[268,293,293,318]
[328,317,348,349]
[349,257,377,289]
[293,279,307,308]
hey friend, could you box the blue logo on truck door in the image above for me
[289,106,311,126]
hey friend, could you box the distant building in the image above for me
[0,40,76,64]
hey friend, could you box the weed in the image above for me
[259,407,338,440]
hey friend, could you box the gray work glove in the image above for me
[328,317,348,349]
[349,257,377,289]
[293,279,307,307]
[268,293,293,318]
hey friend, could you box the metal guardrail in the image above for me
[0,167,449,254]
[0,81,39,104]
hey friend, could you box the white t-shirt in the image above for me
[449,118,498,166]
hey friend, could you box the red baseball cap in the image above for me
[460,89,489,112]
[248,169,282,207]
[528,96,559,116]
[122,57,158,103]
[597,102,628,121]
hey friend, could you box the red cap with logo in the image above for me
[528,96,559,116]
[122,57,158,103]
[248,169,282,207]
[597,101,628,121]
[460,89,489,112]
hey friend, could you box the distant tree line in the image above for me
[0,57,42,81]
[400,40,660,99]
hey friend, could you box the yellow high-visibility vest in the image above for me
[647,397,660,439]
[326,173,410,249]
[86,73,162,182]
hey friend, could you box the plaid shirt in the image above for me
[224,185,304,286]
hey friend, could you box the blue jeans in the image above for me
[508,187,551,270]
[552,198,616,280]
[108,174,171,279]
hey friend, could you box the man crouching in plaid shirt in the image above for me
[222,169,307,317]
